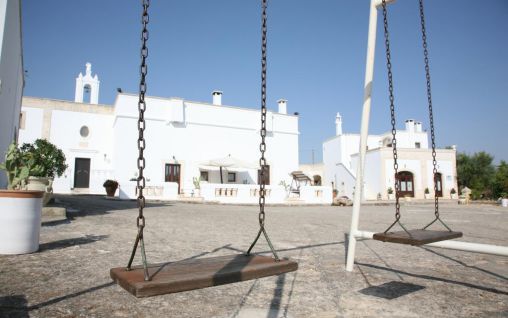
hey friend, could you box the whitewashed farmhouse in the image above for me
[18,64,332,204]
[323,113,458,200]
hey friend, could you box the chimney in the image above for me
[277,99,287,114]
[405,119,415,132]
[335,112,343,136]
[415,121,423,132]
[212,90,222,105]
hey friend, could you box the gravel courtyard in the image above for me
[1,195,507,318]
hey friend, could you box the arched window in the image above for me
[83,84,92,104]
[396,171,414,197]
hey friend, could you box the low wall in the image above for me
[118,181,179,201]
[200,183,333,205]
[299,185,333,204]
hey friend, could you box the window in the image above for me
[83,84,91,104]
[200,171,209,182]
[415,142,421,149]
[228,172,236,183]
[80,126,90,138]
[396,171,415,197]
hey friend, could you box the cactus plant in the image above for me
[0,142,46,190]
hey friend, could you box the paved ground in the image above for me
[1,195,507,318]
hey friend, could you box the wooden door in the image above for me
[74,158,91,188]
[165,164,181,193]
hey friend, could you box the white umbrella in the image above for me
[201,154,259,183]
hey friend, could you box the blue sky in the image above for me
[22,0,508,164]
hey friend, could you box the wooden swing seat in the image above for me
[110,254,298,297]
[373,229,462,246]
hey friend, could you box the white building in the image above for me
[323,113,458,200]
[19,64,332,204]
[0,0,24,188]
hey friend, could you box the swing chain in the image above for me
[382,0,401,222]
[127,0,150,281]
[246,0,279,261]
[418,0,439,220]
[259,0,268,228]
[137,0,149,230]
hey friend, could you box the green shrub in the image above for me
[20,139,67,178]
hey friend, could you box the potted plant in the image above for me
[0,142,44,254]
[387,187,394,200]
[424,187,430,199]
[192,177,201,197]
[450,188,457,199]
[20,139,67,205]
[103,179,119,197]
[500,193,508,208]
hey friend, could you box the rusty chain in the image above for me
[127,0,150,281]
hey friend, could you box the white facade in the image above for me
[17,65,333,204]
[323,116,458,200]
[0,0,24,188]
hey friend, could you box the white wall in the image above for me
[49,110,114,193]
[113,94,299,194]
[18,107,43,143]
[0,0,23,188]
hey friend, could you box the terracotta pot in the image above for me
[0,190,43,254]
[105,186,118,197]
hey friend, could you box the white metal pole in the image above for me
[353,231,508,257]
[345,0,379,272]
[346,0,396,272]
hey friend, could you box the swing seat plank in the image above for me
[110,254,298,297]
[373,229,462,246]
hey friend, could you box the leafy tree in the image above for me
[494,160,508,198]
[456,152,495,199]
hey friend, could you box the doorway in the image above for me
[74,158,91,188]
[165,164,181,193]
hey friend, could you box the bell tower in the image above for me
[75,62,100,104]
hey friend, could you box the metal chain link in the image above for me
[127,0,150,281]
[382,0,402,229]
[418,0,439,219]
[247,0,279,261]
[258,0,268,228]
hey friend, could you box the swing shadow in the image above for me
[356,262,508,296]
[0,282,115,315]
[420,247,508,282]
[4,247,235,313]
[359,281,425,299]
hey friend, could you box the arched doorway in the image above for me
[434,172,443,197]
[396,171,414,197]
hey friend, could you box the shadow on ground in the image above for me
[49,194,172,218]
[39,235,109,252]
[359,281,425,299]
